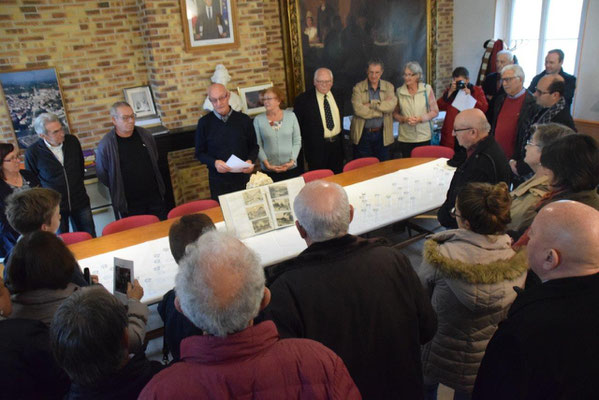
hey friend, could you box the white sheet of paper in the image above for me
[226,154,252,172]
[451,90,478,111]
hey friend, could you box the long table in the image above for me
[72,158,455,304]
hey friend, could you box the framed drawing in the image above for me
[123,86,157,118]
[279,0,436,104]
[238,82,273,115]
[0,67,71,149]
[180,0,239,52]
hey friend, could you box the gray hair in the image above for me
[313,67,334,81]
[497,50,514,61]
[293,181,350,242]
[175,230,265,337]
[533,123,575,148]
[110,101,132,118]
[33,113,60,135]
[404,61,423,82]
[501,64,525,82]
[50,286,128,386]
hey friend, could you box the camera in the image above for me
[456,80,466,90]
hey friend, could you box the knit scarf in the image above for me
[520,97,567,161]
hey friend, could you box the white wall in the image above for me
[452,0,496,85]
[573,0,599,121]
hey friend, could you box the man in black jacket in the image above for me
[528,49,576,110]
[473,201,599,399]
[293,67,345,173]
[26,113,96,236]
[262,180,437,400]
[438,109,511,228]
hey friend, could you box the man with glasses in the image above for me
[438,109,511,228]
[528,49,577,110]
[293,67,345,173]
[96,101,166,219]
[489,64,539,179]
[25,113,96,236]
[195,83,258,200]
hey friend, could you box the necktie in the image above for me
[324,94,334,131]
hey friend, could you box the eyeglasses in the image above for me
[450,207,462,219]
[118,114,136,121]
[526,140,540,147]
[453,127,472,133]
[209,94,229,104]
[535,88,550,95]
[2,155,21,163]
[315,80,332,84]
[262,97,278,102]
[403,73,416,77]
[501,76,518,83]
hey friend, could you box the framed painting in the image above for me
[0,67,71,149]
[123,86,157,118]
[279,0,436,104]
[238,82,273,115]
[180,0,239,52]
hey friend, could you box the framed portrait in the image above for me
[238,83,273,115]
[279,0,436,104]
[180,0,239,52]
[123,86,157,118]
[0,67,71,149]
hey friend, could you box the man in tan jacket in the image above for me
[350,60,397,161]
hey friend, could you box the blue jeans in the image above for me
[424,382,471,400]
[59,206,97,237]
[354,128,390,161]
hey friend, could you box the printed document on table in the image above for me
[451,90,477,111]
[226,154,252,172]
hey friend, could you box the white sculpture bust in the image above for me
[203,64,242,112]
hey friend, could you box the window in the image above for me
[506,0,586,86]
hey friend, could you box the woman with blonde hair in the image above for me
[416,182,527,399]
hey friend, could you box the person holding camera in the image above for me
[437,67,488,165]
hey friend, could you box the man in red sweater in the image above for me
[489,64,539,178]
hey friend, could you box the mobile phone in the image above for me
[84,267,91,285]
[113,257,134,304]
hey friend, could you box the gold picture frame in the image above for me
[279,0,437,103]
[180,0,239,52]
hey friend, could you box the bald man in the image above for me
[473,201,599,399]
[263,180,436,399]
[140,230,359,399]
[195,83,258,200]
[438,109,511,228]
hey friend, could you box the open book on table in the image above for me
[219,177,305,239]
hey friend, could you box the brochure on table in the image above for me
[219,177,305,239]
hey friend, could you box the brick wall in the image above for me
[0,0,452,150]
[0,0,287,149]
[168,148,210,204]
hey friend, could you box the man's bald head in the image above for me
[207,83,231,116]
[175,230,266,337]
[535,75,565,108]
[528,201,599,281]
[293,180,353,244]
[453,109,491,149]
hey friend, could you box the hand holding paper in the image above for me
[226,155,253,173]
[451,90,477,112]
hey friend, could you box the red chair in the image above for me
[167,199,220,219]
[102,215,159,236]
[301,169,334,183]
[59,231,93,245]
[343,157,380,172]
[411,145,455,159]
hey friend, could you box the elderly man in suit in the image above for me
[293,67,345,174]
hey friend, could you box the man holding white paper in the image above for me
[195,83,259,200]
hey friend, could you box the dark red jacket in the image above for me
[139,321,360,399]
[437,85,488,148]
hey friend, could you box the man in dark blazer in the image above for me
[528,49,576,110]
[473,201,599,399]
[293,67,345,174]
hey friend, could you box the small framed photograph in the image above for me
[0,67,71,149]
[180,0,239,52]
[113,257,134,304]
[123,86,157,118]
[238,83,273,115]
